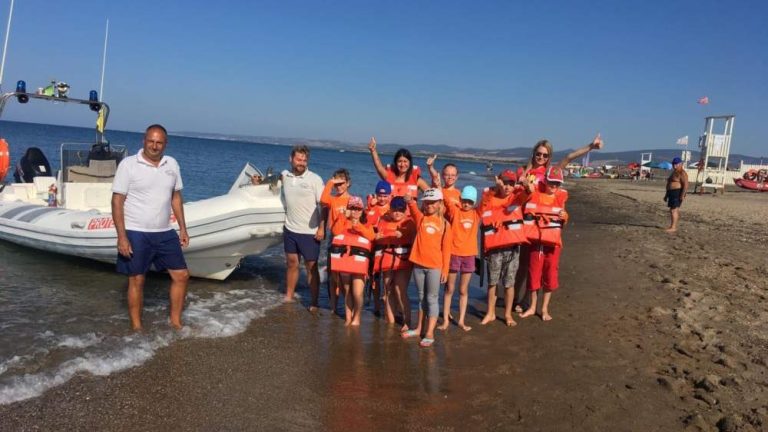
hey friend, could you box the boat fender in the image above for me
[0,138,9,182]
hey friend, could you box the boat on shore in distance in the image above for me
[733,169,768,192]
[0,85,286,280]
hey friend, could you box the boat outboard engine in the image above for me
[13,147,52,183]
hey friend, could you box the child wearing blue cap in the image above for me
[366,180,392,315]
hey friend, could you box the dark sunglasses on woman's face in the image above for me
[535,152,550,159]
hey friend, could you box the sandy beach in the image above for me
[1,179,766,431]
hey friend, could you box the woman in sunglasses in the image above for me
[513,134,603,314]
[523,134,603,187]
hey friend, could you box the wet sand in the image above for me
[1,179,766,431]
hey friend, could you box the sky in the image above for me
[0,0,765,156]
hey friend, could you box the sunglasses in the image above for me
[535,152,550,159]
[347,207,363,211]
[391,207,406,212]
[502,180,516,186]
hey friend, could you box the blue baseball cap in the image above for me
[672,157,683,165]
[375,180,392,195]
[460,185,478,203]
[390,196,407,210]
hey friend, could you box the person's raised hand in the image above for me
[590,133,603,150]
[368,137,377,152]
[403,193,412,203]
[426,154,437,168]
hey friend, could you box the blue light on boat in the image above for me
[16,80,29,103]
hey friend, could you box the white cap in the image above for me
[422,188,443,201]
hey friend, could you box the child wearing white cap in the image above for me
[402,189,452,347]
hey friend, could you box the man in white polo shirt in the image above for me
[111,124,190,330]
[280,145,325,309]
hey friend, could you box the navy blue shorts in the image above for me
[666,189,683,209]
[283,227,320,262]
[116,230,187,275]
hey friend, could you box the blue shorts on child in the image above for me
[116,229,187,275]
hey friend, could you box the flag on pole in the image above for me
[697,96,709,105]
[676,135,689,145]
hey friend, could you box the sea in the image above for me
[0,120,513,405]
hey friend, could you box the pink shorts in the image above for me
[527,244,561,291]
[449,255,476,273]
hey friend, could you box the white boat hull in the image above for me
[0,179,285,280]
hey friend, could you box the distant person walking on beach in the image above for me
[280,145,325,309]
[111,124,190,330]
[368,137,429,197]
[664,157,688,233]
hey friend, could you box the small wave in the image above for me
[0,355,29,376]
[56,333,104,349]
[0,287,282,405]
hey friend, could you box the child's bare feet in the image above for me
[504,314,517,327]
[480,313,496,325]
[308,305,319,313]
[542,312,553,321]
[350,320,361,326]
[437,322,450,331]
[458,322,472,331]
[519,308,536,318]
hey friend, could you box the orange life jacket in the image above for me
[372,219,412,272]
[386,165,421,198]
[0,138,9,182]
[480,203,528,253]
[329,232,373,276]
[523,189,568,247]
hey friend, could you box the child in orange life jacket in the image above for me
[366,180,392,228]
[426,154,461,208]
[373,196,416,331]
[402,189,452,348]
[519,166,568,322]
[330,195,375,326]
[321,168,351,314]
[479,169,529,327]
[438,185,481,331]
[365,180,393,316]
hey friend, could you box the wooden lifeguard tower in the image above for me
[693,115,735,194]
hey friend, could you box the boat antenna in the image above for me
[0,0,15,92]
[99,18,109,100]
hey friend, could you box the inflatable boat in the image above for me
[0,88,285,280]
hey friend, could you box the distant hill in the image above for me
[173,131,765,167]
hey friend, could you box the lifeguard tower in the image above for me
[693,115,735,194]
[640,152,652,178]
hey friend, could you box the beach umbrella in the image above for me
[658,161,673,170]
[642,161,663,169]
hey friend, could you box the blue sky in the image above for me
[0,0,766,155]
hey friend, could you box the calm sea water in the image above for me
[0,120,514,405]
